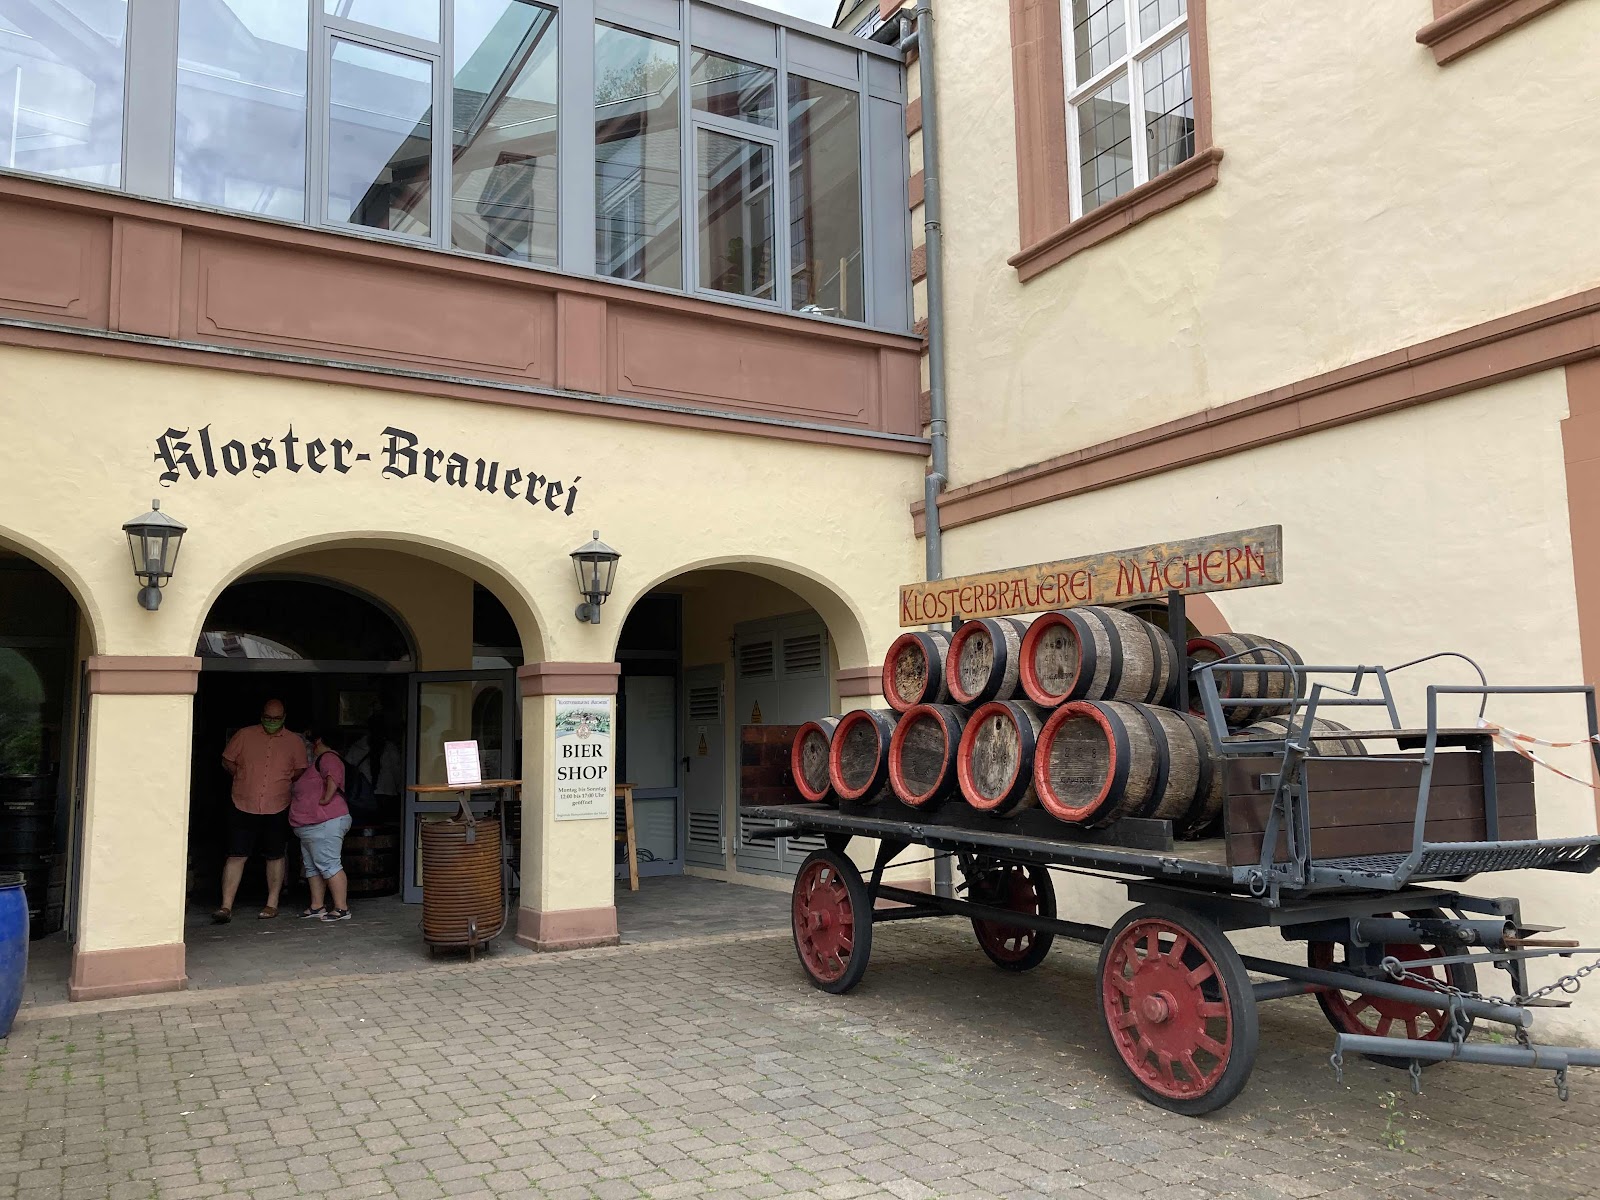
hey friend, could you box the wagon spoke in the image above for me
[1165,933,1189,966]
[1186,962,1215,987]
[1115,1010,1140,1030]
[1182,1052,1205,1082]
[1109,972,1134,997]
[1195,1033,1228,1059]
[1405,1017,1421,1040]
[1377,1015,1396,1038]
[1197,1001,1226,1019]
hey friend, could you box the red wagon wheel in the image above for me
[969,861,1056,971]
[1308,909,1478,1069]
[791,849,873,994]
[1098,904,1259,1115]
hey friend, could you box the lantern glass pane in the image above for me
[126,531,145,575]
[160,531,182,576]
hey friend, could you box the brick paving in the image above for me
[23,877,793,1006]
[5,916,1600,1199]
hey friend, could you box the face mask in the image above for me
[261,718,284,733]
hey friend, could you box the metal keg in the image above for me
[420,806,505,959]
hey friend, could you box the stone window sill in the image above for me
[1416,0,1572,65]
[1008,147,1224,283]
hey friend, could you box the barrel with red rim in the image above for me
[956,700,1046,817]
[791,716,841,803]
[882,630,953,712]
[1035,700,1223,833]
[945,617,1034,705]
[1188,633,1304,727]
[888,703,966,810]
[827,709,899,802]
[1019,606,1175,708]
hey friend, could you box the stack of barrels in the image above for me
[0,777,64,939]
[790,609,1354,841]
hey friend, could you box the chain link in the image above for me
[1379,951,1600,1008]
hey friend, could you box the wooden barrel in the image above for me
[888,703,966,810]
[1019,606,1175,708]
[882,630,953,712]
[1234,715,1368,757]
[956,700,1046,817]
[946,617,1035,705]
[345,823,400,898]
[827,709,899,802]
[1035,700,1222,832]
[1188,633,1305,727]
[790,717,841,803]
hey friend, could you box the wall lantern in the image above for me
[122,499,187,611]
[570,530,620,625]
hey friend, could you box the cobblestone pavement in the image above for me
[22,877,792,1006]
[5,919,1599,1200]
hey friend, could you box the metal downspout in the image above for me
[901,2,953,898]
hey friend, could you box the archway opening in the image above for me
[607,564,867,938]
[183,545,534,989]
[0,551,86,953]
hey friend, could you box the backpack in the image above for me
[342,744,379,815]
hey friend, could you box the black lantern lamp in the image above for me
[570,530,620,624]
[122,499,187,611]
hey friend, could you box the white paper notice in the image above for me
[444,740,483,787]
[553,696,613,820]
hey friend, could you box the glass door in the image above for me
[403,669,516,903]
[619,671,682,876]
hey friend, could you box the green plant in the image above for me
[1377,1090,1406,1151]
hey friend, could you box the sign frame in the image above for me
[898,525,1283,628]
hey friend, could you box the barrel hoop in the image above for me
[791,719,833,803]
[956,702,1029,811]
[1068,610,1099,702]
[1089,608,1125,701]
[888,706,950,807]
[828,710,892,801]
[1134,703,1171,817]
[1018,612,1067,706]
[1133,610,1173,706]
[1104,704,1133,822]
[945,621,996,704]
[1186,714,1216,825]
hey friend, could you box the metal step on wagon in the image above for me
[748,529,1600,1115]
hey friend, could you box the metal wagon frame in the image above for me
[747,652,1600,1115]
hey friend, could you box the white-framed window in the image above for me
[1062,0,1194,218]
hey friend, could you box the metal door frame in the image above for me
[618,668,684,878]
[403,668,517,903]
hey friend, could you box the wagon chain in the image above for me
[1380,952,1600,1011]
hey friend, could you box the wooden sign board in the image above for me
[899,525,1282,627]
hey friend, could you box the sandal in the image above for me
[299,907,326,920]
[258,906,278,920]
[211,907,232,924]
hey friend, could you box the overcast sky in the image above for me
[749,0,839,25]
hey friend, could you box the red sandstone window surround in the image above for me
[1007,0,1220,282]
[1416,0,1575,66]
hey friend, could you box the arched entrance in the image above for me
[183,543,535,982]
[610,563,867,893]
[0,550,87,945]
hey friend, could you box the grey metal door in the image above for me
[733,615,829,876]
[681,665,725,870]
[620,672,682,876]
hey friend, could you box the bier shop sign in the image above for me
[899,525,1282,626]
[553,696,613,821]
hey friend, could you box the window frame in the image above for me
[1006,0,1220,283]
[687,46,785,308]
[1061,0,1190,221]
[0,0,911,333]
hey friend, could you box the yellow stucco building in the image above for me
[4,0,1600,1048]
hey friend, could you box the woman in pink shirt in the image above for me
[289,727,353,922]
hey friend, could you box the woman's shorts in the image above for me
[295,814,352,879]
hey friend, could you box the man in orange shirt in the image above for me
[215,698,304,922]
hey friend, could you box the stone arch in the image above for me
[188,531,548,663]
[608,555,871,667]
[0,524,106,655]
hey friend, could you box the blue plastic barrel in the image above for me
[0,872,27,1038]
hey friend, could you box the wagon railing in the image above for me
[1192,655,1600,890]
